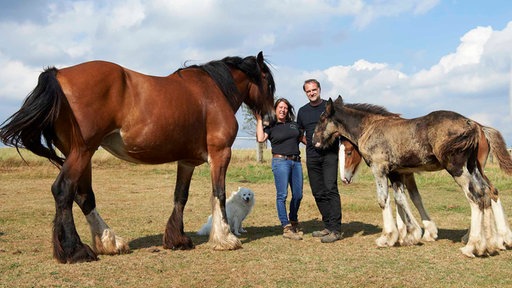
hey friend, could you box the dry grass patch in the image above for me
[2,148,512,287]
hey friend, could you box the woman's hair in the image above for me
[274,98,295,122]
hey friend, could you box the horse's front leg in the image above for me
[403,173,438,242]
[389,175,422,246]
[372,168,398,247]
[163,161,195,250]
[75,163,129,255]
[208,147,242,250]
[51,151,98,263]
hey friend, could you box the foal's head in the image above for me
[313,95,398,149]
[312,96,345,149]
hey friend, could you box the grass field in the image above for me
[2,148,512,287]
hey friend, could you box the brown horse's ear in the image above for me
[326,98,334,117]
[257,51,264,66]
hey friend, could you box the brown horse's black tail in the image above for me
[0,67,65,167]
[482,126,512,175]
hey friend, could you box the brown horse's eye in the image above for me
[347,151,352,156]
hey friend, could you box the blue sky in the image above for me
[1,0,511,149]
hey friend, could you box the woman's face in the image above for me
[275,101,288,122]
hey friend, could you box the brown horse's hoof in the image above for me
[163,242,195,250]
[166,243,195,250]
[162,234,195,250]
[55,243,98,264]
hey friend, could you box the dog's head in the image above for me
[236,187,255,203]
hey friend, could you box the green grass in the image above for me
[1,147,512,287]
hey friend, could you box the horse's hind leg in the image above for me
[403,173,438,241]
[450,167,498,257]
[163,161,195,250]
[51,149,98,263]
[489,188,512,249]
[74,163,129,255]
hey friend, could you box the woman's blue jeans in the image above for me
[271,158,303,227]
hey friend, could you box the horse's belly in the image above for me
[100,129,206,165]
[100,129,148,164]
[395,163,443,174]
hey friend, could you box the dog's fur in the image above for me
[197,187,255,236]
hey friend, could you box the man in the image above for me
[297,79,342,243]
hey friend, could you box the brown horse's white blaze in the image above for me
[339,139,361,184]
[0,52,275,263]
[313,96,512,258]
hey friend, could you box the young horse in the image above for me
[339,128,500,244]
[340,134,439,243]
[0,52,276,264]
[314,96,512,257]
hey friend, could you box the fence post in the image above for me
[257,141,265,162]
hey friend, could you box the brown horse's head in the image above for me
[339,139,363,184]
[312,96,343,149]
[244,52,276,123]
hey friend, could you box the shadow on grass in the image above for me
[128,221,468,250]
[129,219,385,249]
[438,227,467,243]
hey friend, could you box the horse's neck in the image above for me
[336,109,367,144]
[230,71,250,113]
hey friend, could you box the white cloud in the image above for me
[304,21,512,142]
[438,26,492,73]
[0,55,39,101]
[1,0,511,146]
[106,0,146,32]
[353,0,440,29]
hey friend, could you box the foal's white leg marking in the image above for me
[85,209,129,254]
[373,171,398,247]
[421,220,439,242]
[460,202,485,258]
[396,208,406,243]
[483,205,500,254]
[339,143,346,182]
[491,198,512,249]
[453,172,486,258]
[393,183,422,246]
[208,196,241,250]
[406,180,438,241]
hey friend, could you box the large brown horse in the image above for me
[0,52,276,264]
[313,96,512,257]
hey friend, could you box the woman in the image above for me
[256,98,303,240]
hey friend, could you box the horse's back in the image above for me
[55,61,236,164]
[360,110,480,172]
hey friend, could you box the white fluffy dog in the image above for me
[197,187,255,236]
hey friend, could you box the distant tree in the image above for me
[240,104,256,135]
[240,104,266,162]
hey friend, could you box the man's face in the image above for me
[304,82,321,103]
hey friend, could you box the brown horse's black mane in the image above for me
[177,56,276,108]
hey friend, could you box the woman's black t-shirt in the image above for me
[264,121,301,156]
